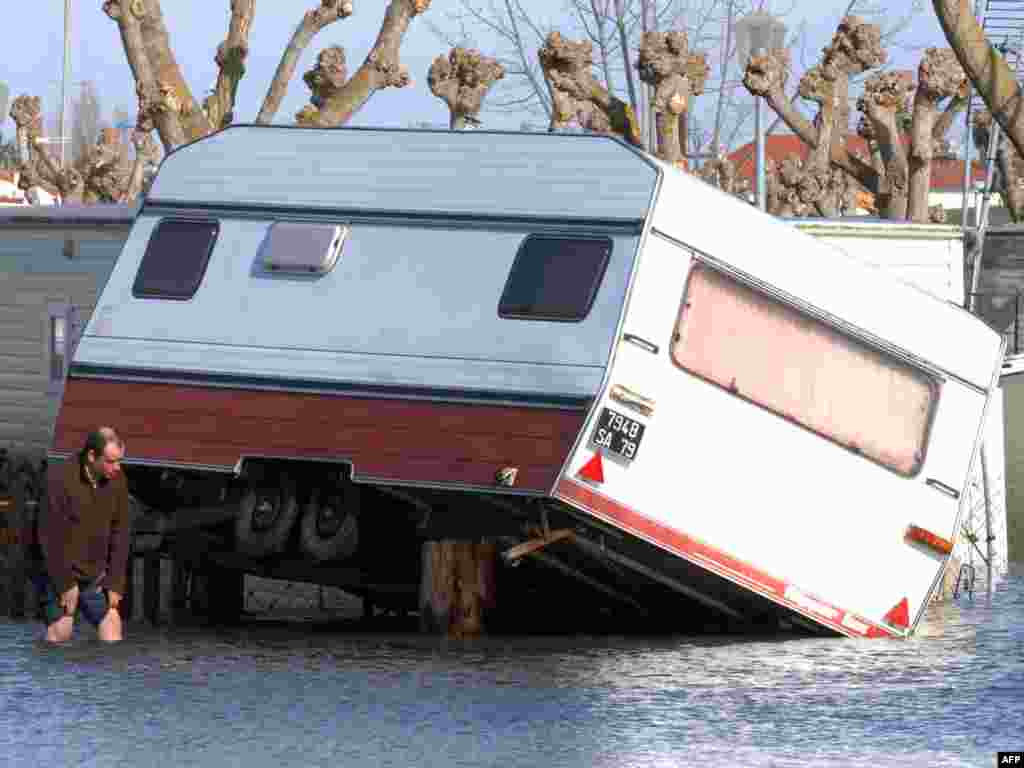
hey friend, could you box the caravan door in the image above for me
[556,230,1002,637]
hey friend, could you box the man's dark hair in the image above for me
[79,427,122,463]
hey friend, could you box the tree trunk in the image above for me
[104,0,186,152]
[934,0,1024,161]
[136,0,210,142]
[256,1,354,125]
[997,140,1024,222]
[908,93,938,222]
[204,0,257,131]
[419,540,496,637]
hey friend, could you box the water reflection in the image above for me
[1,575,1020,768]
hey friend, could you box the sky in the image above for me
[0,1,967,150]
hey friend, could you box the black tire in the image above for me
[298,481,360,562]
[235,475,301,558]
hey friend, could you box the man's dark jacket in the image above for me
[39,459,131,596]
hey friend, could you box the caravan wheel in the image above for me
[298,481,360,562]
[235,475,301,558]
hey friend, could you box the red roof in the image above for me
[726,134,985,190]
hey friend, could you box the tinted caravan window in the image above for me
[132,219,219,300]
[498,235,612,321]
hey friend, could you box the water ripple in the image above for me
[1,574,1021,768]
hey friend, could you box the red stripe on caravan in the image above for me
[554,477,899,639]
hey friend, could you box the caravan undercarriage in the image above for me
[123,461,841,636]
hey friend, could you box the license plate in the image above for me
[590,407,645,461]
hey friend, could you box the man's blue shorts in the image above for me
[31,571,110,627]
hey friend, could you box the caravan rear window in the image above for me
[498,235,612,321]
[671,263,938,476]
[132,219,219,300]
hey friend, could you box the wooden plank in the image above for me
[0,422,50,444]
[419,540,497,636]
[61,380,583,441]
[54,378,586,491]
[500,529,575,562]
[62,414,571,465]
[0,391,47,409]
[0,355,42,376]
[0,339,46,357]
[0,370,45,389]
[0,411,50,442]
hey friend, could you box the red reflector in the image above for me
[906,525,953,555]
[883,597,910,629]
[577,452,605,483]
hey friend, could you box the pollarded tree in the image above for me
[6,0,434,202]
[427,48,506,130]
[8,95,155,204]
[101,0,430,142]
[635,30,710,169]
[536,28,712,169]
[538,31,644,146]
[742,16,968,222]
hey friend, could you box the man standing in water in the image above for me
[36,427,130,643]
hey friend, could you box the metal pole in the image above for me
[756,88,765,211]
[60,0,71,170]
[969,119,1002,314]
[980,443,995,595]
[961,93,974,225]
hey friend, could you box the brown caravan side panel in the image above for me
[51,378,587,492]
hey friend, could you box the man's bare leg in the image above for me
[45,616,74,643]
[98,609,123,642]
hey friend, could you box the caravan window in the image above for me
[498,235,612,322]
[671,263,938,476]
[132,219,219,300]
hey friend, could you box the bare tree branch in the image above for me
[908,48,965,221]
[133,0,212,141]
[538,31,642,144]
[204,0,257,131]
[256,0,354,125]
[428,47,506,128]
[125,130,161,201]
[103,0,186,152]
[299,0,431,127]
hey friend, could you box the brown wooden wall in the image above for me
[52,378,587,493]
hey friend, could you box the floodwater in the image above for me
[1,572,1022,768]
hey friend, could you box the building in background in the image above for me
[726,133,994,221]
[0,204,135,457]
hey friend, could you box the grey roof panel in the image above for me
[0,203,139,226]
[147,126,659,222]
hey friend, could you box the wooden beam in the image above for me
[501,529,575,562]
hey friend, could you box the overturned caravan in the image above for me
[49,126,1004,638]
